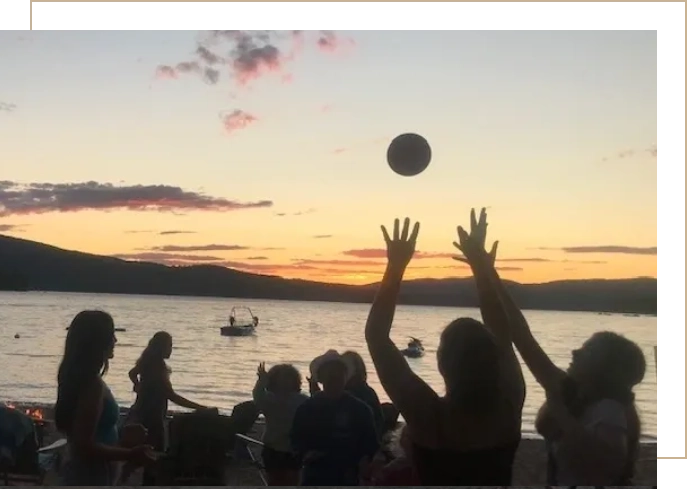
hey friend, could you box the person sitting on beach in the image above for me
[252,362,308,486]
[127,331,208,485]
[308,351,385,437]
[342,351,385,436]
[365,425,420,486]
[54,310,155,485]
[0,403,39,475]
[456,209,646,485]
[365,217,525,485]
[291,350,380,486]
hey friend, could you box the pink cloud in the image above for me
[220,110,258,134]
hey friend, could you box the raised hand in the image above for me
[381,217,420,272]
[453,207,498,267]
[257,362,267,379]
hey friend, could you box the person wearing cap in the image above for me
[291,349,380,486]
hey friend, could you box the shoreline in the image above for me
[0,289,658,316]
[5,401,659,442]
[5,401,657,486]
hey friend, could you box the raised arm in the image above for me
[365,218,439,427]
[252,362,275,411]
[467,234,565,393]
[454,208,525,407]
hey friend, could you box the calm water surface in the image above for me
[0,291,657,437]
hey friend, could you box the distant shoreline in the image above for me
[0,288,658,317]
[0,233,658,315]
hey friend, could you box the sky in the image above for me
[0,30,657,285]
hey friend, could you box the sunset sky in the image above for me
[0,30,657,285]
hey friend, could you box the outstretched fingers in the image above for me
[409,221,420,243]
[393,218,400,241]
[400,217,410,242]
[381,225,391,244]
[489,240,499,261]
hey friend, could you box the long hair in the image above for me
[438,318,501,415]
[538,331,646,484]
[54,310,115,434]
[342,350,368,385]
[135,331,172,377]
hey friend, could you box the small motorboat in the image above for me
[401,337,425,358]
[220,306,259,337]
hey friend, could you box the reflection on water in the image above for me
[0,291,657,436]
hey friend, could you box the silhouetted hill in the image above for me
[0,234,657,314]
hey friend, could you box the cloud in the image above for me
[158,230,197,235]
[113,252,224,262]
[313,234,333,239]
[0,223,24,232]
[602,145,657,162]
[294,258,384,267]
[0,102,17,113]
[274,208,316,217]
[219,109,258,134]
[125,229,153,234]
[343,249,454,260]
[0,181,273,216]
[342,249,608,266]
[559,245,657,256]
[153,31,355,133]
[246,256,268,260]
[146,244,250,252]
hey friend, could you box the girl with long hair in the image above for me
[128,331,207,485]
[55,310,154,485]
[365,217,525,485]
[457,207,646,485]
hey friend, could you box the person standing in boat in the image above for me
[127,331,208,485]
[54,311,155,485]
[252,362,308,486]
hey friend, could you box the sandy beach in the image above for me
[5,402,656,486]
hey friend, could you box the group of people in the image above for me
[52,208,647,486]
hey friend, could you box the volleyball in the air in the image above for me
[386,133,432,177]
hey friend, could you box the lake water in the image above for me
[0,291,657,437]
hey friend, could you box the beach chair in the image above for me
[233,433,267,486]
[156,402,260,485]
[0,406,65,486]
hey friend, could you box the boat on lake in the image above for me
[401,337,425,358]
[220,306,259,337]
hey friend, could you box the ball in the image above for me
[387,133,432,177]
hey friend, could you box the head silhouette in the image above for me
[266,364,302,395]
[136,331,173,375]
[568,331,646,402]
[342,350,367,386]
[318,360,348,395]
[55,310,116,433]
[437,317,501,414]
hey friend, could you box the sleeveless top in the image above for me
[61,383,120,486]
[411,437,520,485]
[96,384,120,446]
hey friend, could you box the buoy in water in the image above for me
[387,133,432,177]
